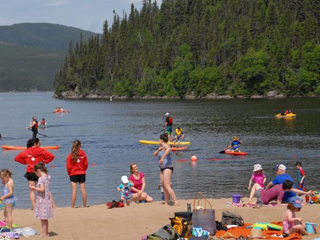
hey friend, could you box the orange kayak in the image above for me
[224,149,247,155]
[171,147,188,151]
[53,110,69,114]
[2,145,60,150]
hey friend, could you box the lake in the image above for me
[0,92,319,208]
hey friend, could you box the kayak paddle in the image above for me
[219,149,226,154]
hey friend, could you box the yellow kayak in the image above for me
[275,113,296,118]
[139,140,191,145]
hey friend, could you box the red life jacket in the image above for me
[166,117,173,126]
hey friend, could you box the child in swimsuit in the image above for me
[283,197,308,235]
[0,169,17,231]
[117,176,133,206]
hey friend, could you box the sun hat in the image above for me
[165,113,169,116]
[273,164,287,171]
[253,164,263,172]
[121,175,129,184]
[289,196,302,208]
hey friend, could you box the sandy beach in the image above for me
[10,197,320,240]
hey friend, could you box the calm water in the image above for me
[0,92,319,208]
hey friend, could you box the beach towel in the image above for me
[215,222,302,239]
[12,227,37,237]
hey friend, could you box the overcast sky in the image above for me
[0,0,162,33]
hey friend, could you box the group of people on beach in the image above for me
[1,138,89,236]
[2,113,181,236]
[247,162,313,235]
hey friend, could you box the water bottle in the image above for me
[187,203,191,212]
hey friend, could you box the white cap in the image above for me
[121,176,129,184]
[165,113,169,116]
[253,164,263,172]
[278,164,287,171]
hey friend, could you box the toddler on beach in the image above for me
[30,163,53,237]
[248,164,266,202]
[117,176,133,206]
[0,169,17,231]
[283,196,308,235]
[295,161,306,191]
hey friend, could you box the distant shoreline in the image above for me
[53,90,315,100]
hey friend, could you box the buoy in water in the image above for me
[191,155,197,162]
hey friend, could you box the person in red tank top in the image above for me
[66,140,88,208]
[14,138,55,210]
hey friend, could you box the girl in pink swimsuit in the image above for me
[283,197,308,235]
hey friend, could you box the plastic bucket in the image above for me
[232,194,242,204]
[306,222,317,234]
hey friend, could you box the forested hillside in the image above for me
[55,0,320,98]
[0,23,96,92]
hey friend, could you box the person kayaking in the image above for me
[27,116,38,139]
[282,110,289,115]
[164,113,173,138]
[40,118,47,127]
[173,127,185,148]
[228,136,242,152]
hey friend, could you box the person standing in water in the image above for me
[164,113,173,138]
[27,116,38,139]
[153,133,179,206]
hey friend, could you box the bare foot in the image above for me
[174,202,180,206]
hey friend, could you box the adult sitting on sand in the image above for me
[66,140,88,208]
[153,133,179,206]
[129,163,153,203]
[266,164,296,202]
[14,138,55,210]
[250,180,312,207]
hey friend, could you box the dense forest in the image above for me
[54,0,320,98]
[0,23,96,92]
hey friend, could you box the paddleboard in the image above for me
[26,124,49,128]
[139,140,190,145]
[2,145,60,150]
[171,147,188,151]
[224,150,248,155]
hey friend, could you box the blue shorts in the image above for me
[166,126,172,134]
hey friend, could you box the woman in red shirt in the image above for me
[66,140,88,208]
[14,138,55,210]
[129,163,153,203]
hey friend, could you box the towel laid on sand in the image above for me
[215,222,302,239]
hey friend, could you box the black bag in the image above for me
[221,211,244,226]
[147,224,180,240]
